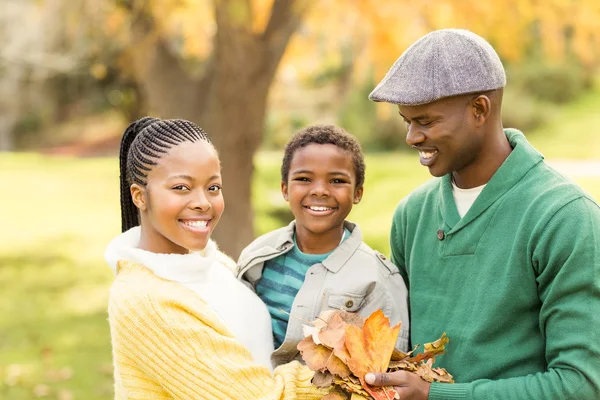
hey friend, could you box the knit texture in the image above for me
[369,29,506,105]
[391,129,600,399]
[105,227,274,369]
[108,261,328,399]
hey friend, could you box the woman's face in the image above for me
[132,140,224,254]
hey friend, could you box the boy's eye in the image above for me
[172,185,190,191]
[208,184,221,192]
[293,177,310,182]
[332,178,348,184]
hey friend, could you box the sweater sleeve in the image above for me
[428,197,600,400]
[390,204,409,289]
[109,273,328,400]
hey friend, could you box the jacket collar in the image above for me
[244,220,363,279]
[440,128,544,233]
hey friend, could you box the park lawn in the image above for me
[527,84,600,159]
[1,147,599,398]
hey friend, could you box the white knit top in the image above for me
[105,226,275,370]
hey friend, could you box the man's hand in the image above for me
[365,371,431,400]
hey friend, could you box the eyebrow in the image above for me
[398,112,431,121]
[291,169,351,177]
[167,174,220,181]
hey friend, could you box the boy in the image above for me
[236,124,409,366]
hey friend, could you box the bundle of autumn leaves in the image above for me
[297,310,453,400]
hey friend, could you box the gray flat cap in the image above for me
[369,29,506,105]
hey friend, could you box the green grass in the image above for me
[527,84,600,159]
[2,120,600,398]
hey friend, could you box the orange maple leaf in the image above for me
[345,310,401,379]
[344,310,401,399]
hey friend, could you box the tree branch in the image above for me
[263,0,311,58]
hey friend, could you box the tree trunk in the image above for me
[0,117,15,152]
[130,0,309,258]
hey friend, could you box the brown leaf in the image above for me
[364,385,400,400]
[414,359,454,384]
[334,379,370,396]
[327,353,352,378]
[322,393,348,400]
[406,333,449,364]
[312,371,334,388]
[298,336,332,371]
[298,335,352,378]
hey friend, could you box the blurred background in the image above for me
[1,0,600,398]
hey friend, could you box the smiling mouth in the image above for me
[419,150,438,159]
[304,205,337,213]
[417,149,439,166]
[180,219,210,232]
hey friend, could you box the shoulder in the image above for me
[238,224,293,261]
[109,261,226,334]
[344,228,399,275]
[522,162,599,216]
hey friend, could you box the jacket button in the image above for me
[345,300,354,308]
[437,230,445,240]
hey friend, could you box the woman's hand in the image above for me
[365,371,431,400]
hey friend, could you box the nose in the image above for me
[190,190,211,211]
[310,180,330,197]
[405,123,425,147]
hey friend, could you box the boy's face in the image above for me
[282,143,363,239]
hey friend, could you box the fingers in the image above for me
[365,371,405,386]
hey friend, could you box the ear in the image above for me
[471,95,491,127]
[281,181,289,202]
[353,186,364,204]
[130,183,148,211]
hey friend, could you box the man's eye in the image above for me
[208,185,221,192]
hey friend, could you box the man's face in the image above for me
[398,95,485,185]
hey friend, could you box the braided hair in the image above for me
[119,117,212,232]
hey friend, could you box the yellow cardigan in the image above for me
[108,260,328,400]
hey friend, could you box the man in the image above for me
[365,29,600,399]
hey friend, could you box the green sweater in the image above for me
[391,129,600,399]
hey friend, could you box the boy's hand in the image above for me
[365,370,431,400]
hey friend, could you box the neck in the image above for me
[295,224,344,254]
[138,224,188,255]
[453,126,512,189]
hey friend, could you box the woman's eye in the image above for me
[173,185,190,191]
[208,185,221,192]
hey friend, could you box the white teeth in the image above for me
[420,150,438,159]
[183,220,208,228]
[310,206,332,211]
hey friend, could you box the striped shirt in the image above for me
[256,229,349,348]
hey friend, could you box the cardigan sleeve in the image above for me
[428,197,600,400]
[108,271,328,400]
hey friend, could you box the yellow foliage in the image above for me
[101,0,600,80]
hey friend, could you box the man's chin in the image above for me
[427,166,448,178]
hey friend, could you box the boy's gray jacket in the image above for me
[236,220,410,367]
